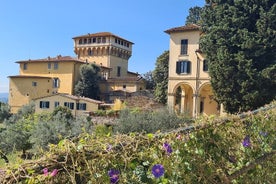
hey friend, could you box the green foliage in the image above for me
[1,105,275,183]
[185,6,203,25]
[1,117,34,153]
[200,0,276,113]
[153,50,169,104]
[52,106,73,120]
[0,103,11,123]
[114,108,191,134]
[74,63,101,99]
[31,113,93,151]
[142,71,155,90]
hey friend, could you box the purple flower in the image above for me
[106,144,112,152]
[50,169,58,177]
[43,168,49,176]
[163,142,172,154]
[152,164,165,178]
[108,169,120,184]
[242,135,251,147]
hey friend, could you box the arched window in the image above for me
[88,48,93,56]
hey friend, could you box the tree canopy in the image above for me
[75,63,101,100]
[153,50,169,104]
[142,71,155,90]
[185,6,203,25]
[200,0,276,113]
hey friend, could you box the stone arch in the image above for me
[172,82,194,116]
[198,83,219,115]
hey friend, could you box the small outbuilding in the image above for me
[34,93,103,116]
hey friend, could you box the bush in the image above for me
[114,108,192,134]
[1,105,275,184]
[0,103,11,123]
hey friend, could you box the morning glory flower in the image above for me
[108,169,120,184]
[152,164,165,178]
[43,168,49,176]
[242,135,251,147]
[50,169,58,177]
[163,142,172,154]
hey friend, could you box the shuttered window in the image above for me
[176,61,191,74]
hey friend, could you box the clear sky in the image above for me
[0,0,205,93]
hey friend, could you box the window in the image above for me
[32,81,37,87]
[84,38,87,44]
[54,62,58,70]
[53,78,59,88]
[54,101,60,107]
[23,63,27,70]
[88,48,93,56]
[92,37,96,43]
[180,39,188,55]
[203,59,208,71]
[176,60,191,74]
[117,66,121,77]
[40,101,50,109]
[102,37,106,43]
[79,39,82,44]
[97,37,101,43]
[48,62,51,69]
[76,103,87,110]
[88,38,91,44]
[64,102,74,110]
[123,85,126,89]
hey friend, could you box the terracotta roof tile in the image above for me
[72,32,134,44]
[16,56,85,63]
[165,24,201,34]
[8,75,52,79]
[33,93,103,104]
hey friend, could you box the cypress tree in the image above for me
[200,0,276,113]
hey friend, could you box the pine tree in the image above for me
[200,0,276,113]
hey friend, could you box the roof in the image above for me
[164,24,201,34]
[34,93,103,104]
[8,75,52,79]
[16,55,85,64]
[72,32,134,44]
[107,76,144,82]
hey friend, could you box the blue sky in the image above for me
[0,0,205,93]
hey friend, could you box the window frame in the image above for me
[76,103,87,110]
[203,59,209,72]
[180,39,188,55]
[176,60,191,74]
[54,62,58,70]
[23,63,28,70]
[53,78,59,88]
[39,101,50,109]
[32,81,37,87]
[64,102,74,110]
[117,66,121,77]
[54,101,60,108]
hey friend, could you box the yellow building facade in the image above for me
[34,93,103,116]
[9,56,84,113]
[9,32,145,113]
[165,24,221,117]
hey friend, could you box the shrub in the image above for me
[114,108,192,134]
